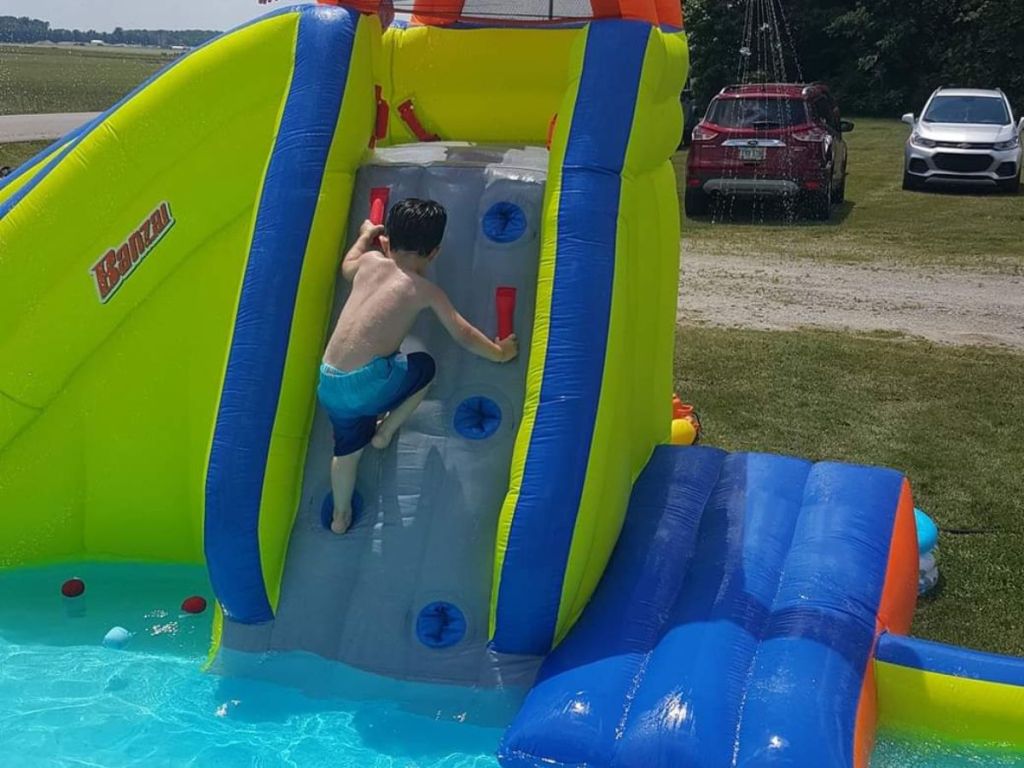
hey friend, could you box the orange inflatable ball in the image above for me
[181,596,207,614]
[670,418,697,446]
[61,578,86,598]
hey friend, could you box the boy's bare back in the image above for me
[324,250,430,372]
[323,218,517,373]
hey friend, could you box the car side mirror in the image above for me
[901,113,915,126]
[840,120,855,133]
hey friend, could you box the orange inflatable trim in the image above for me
[264,0,684,29]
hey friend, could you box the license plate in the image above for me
[739,147,767,161]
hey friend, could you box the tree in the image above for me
[0,15,218,49]
[683,0,1024,116]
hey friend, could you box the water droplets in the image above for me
[710,0,807,227]
[149,621,178,637]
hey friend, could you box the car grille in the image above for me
[934,141,994,150]
[933,153,993,173]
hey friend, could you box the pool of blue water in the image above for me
[873,732,1024,767]
[3,563,1022,767]
[0,563,505,767]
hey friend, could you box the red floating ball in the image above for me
[181,596,207,614]
[61,578,85,598]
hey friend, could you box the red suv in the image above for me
[685,83,853,220]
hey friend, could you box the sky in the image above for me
[0,0,314,32]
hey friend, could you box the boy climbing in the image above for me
[318,198,519,534]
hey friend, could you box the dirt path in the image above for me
[0,113,99,143]
[678,249,1024,350]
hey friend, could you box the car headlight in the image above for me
[994,135,1021,151]
[911,132,937,148]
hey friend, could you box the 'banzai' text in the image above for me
[91,202,174,303]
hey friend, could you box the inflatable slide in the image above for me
[2,2,1023,766]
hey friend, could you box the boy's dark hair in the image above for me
[386,198,447,257]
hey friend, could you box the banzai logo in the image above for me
[90,202,175,303]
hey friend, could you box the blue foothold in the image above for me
[914,507,939,555]
[321,490,364,531]
[416,601,467,648]
[454,396,502,440]
[482,201,527,244]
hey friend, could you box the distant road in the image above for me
[0,112,100,143]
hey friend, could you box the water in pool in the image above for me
[4,564,1023,767]
[873,732,1024,767]
[0,563,507,767]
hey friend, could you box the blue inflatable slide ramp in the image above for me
[500,444,912,768]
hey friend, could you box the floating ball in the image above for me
[102,626,131,649]
[670,418,697,446]
[181,596,207,615]
[61,578,85,598]
[914,507,939,555]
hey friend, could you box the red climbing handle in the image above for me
[369,187,390,226]
[397,99,440,142]
[369,187,390,250]
[496,287,517,340]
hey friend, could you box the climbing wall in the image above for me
[262,144,547,684]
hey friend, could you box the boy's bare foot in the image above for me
[331,506,352,535]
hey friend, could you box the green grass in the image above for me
[676,325,1024,656]
[675,118,1024,273]
[0,45,172,116]
[0,141,51,171]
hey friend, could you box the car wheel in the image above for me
[832,176,846,204]
[805,178,832,221]
[685,187,710,217]
[996,172,1021,194]
[902,170,921,191]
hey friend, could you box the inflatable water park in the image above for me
[1,1,1023,765]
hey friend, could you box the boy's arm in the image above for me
[426,284,518,363]
[340,220,385,282]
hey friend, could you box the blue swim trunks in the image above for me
[318,351,436,456]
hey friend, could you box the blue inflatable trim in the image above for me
[492,19,650,656]
[454,396,502,439]
[877,633,1024,687]
[416,602,467,648]
[483,202,528,243]
[320,490,365,531]
[204,6,358,625]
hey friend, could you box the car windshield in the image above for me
[923,95,1010,125]
[706,98,809,128]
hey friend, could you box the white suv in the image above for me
[902,88,1022,193]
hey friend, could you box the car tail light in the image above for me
[691,125,719,142]
[793,128,828,143]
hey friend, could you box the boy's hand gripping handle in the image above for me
[369,187,390,248]
[496,287,517,341]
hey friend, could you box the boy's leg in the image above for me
[329,448,362,534]
[372,352,436,450]
[372,385,430,449]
